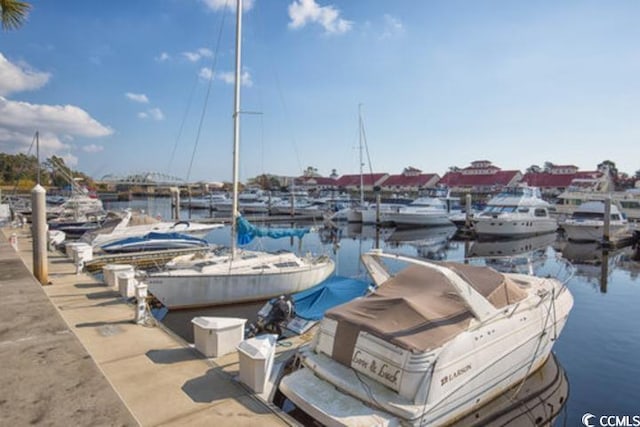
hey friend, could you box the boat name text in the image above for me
[352,350,400,386]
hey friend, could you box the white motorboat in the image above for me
[381,197,453,227]
[100,231,210,253]
[80,210,222,248]
[474,186,557,238]
[279,250,573,426]
[561,200,630,243]
[145,0,334,309]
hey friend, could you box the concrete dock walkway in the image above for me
[0,226,292,426]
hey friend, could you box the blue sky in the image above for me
[1,0,639,182]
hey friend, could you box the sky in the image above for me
[1,0,640,182]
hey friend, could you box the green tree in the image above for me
[0,0,31,31]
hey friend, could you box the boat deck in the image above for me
[0,225,298,426]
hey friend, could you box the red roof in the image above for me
[382,173,438,187]
[438,170,520,187]
[521,171,601,188]
[335,173,387,187]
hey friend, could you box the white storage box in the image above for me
[102,264,134,288]
[117,270,137,298]
[73,243,93,264]
[192,317,246,358]
[64,242,84,259]
[237,334,278,393]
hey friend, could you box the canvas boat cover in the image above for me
[291,276,371,321]
[325,261,528,364]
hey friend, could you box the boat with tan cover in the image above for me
[279,250,573,426]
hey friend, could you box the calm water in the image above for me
[105,198,640,425]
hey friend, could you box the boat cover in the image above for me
[291,276,371,321]
[325,262,528,364]
[236,216,310,245]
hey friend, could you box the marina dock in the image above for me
[0,226,296,426]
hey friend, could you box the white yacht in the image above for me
[279,250,573,426]
[474,186,557,238]
[382,197,453,227]
[561,200,630,243]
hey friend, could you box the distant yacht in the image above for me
[474,186,557,238]
[561,200,630,243]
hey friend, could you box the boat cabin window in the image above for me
[611,214,621,221]
[517,207,529,213]
[534,208,547,217]
[273,261,300,268]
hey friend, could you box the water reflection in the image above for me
[560,242,624,293]
[450,353,568,427]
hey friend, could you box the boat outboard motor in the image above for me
[246,295,295,338]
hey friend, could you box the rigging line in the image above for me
[360,109,375,177]
[273,70,303,175]
[186,0,230,183]
[11,132,37,198]
[166,63,200,174]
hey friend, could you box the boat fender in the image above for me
[172,220,190,229]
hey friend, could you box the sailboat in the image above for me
[145,0,334,309]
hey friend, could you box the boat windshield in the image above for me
[483,206,517,214]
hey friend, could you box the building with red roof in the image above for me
[438,160,521,196]
[521,165,606,197]
[334,173,389,192]
[380,167,440,193]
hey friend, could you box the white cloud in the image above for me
[218,70,253,87]
[0,53,51,96]
[125,92,149,104]
[288,0,352,34]
[0,128,78,166]
[138,108,165,121]
[199,67,214,80]
[82,144,104,153]
[199,67,253,87]
[182,48,213,62]
[200,0,254,12]
[380,14,405,39]
[0,96,113,138]
[156,52,170,62]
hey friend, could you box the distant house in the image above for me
[438,160,521,196]
[335,173,389,193]
[521,165,606,197]
[380,167,439,194]
[296,176,338,192]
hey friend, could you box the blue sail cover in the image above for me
[236,216,310,245]
[291,276,371,321]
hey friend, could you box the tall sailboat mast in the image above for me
[230,0,243,257]
[358,103,364,206]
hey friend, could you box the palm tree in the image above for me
[1,0,31,31]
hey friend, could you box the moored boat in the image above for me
[278,250,573,426]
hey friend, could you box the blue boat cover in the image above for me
[236,216,310,245]
[290,276,371,321]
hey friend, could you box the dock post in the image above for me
[603,197,611,247]
[465,193,472,230]
[31,184,48,285]
[600,249,609,293]
[375,192,381,249]
[170,187,180,221]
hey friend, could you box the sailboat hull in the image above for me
[147,255,335,309]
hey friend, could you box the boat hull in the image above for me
[146,259,335,309]
[474,217,557,238]
[562,220,629,242]
[382,211,452,227]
